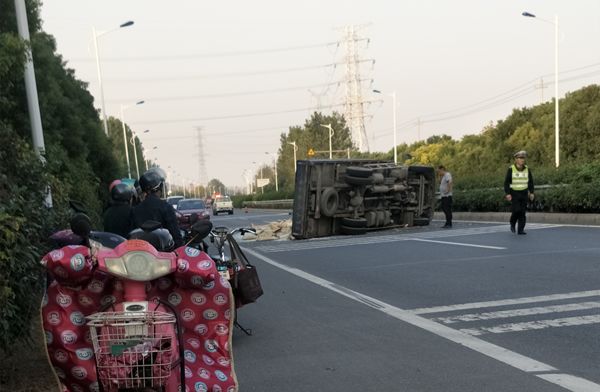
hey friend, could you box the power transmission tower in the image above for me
[534,77,549,103]
[340,24,371,152]
[194,126,208,194]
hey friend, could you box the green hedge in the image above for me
[0,128,70,350]
[452,162,600,213]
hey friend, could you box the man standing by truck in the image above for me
[437,165,453,228]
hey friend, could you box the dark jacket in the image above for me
[132,193,183,247]
[103,204,133,238]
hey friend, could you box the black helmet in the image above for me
[111,183,134,202]
[139,168,165,193]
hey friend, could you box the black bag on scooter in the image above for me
[228,232,264,305]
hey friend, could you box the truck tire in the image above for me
[340,225,367,235]
[341,217,367,228]
[346,166,373,178]
[320,187,339,217]
[413,217,430,226]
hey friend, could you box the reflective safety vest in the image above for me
[511,164,529,191]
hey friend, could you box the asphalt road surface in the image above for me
[217,210,600,392]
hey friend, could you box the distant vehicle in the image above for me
[166,195,184,210]
[213,195,234,215]
[176,198,210,230]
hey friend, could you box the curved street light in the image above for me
[522,11,560,167]
[120,100,144,178]
[92,20,134,136]
[373,89,398,164]
[265,151,278,192]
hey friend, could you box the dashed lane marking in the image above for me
[253,223,558,253]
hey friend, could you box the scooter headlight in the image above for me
[105,251,172,281]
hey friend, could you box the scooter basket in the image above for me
[87,311,177,390]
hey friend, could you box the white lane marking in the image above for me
[412,290,600,315]
[255,223,556,253]
[241,248,600,392]
[436,301,600,324]
[460,315,600,336]
[213,212,290,221]
[537,374,600,392]
[409,238,506,250]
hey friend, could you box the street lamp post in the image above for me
[265,152,278,192]
[320,124,334,159]
[287,141,298,173]
[522,11,560,168]
[120,100,144,178]
[373,89,398,164]
[145,146,157,171]
[92,20,134,136]
[129,119,147,179]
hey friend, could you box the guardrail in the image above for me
[242,199,293,209]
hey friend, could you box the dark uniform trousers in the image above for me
[510,189,528,232]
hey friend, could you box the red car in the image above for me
[176,198,210,230]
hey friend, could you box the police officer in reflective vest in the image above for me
[504,150,534,235]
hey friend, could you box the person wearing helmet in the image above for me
[103,182,134,238]
[132,169,183,247]
[504,150,535,235]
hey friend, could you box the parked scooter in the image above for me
[203,226,263,335]
[41,213,238,392]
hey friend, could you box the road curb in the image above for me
[434,211,600,226]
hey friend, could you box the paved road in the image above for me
[218,210,600,391]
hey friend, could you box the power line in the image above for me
[104,59,375,83]
[389,63,600,132]
[72,41,342,62]
[107,80,376,104]
[130,99,383,126]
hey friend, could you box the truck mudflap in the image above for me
[292,159,435,239]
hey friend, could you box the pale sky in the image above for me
[39,0,600,189]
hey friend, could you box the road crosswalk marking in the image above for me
[412,289,600,314]
[434,301,600,324]
[460,314,600,336]
[413,290,600,336]
[253,223,559,253]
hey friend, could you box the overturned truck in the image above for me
[292,159,436,239]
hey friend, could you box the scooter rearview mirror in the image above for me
[70,213,92,238]
[191,220,213,239]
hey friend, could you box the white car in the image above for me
[213,195,234,215]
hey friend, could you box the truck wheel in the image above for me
[340,225,367,235]
[413,217,430,226]
[346,166,373,178]
[320,187,338,217]
[341,217,367,228]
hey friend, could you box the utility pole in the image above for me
[15,0,51,207]
[320,124,334,159]
[195,126,208,190]
[287,141,298,173]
